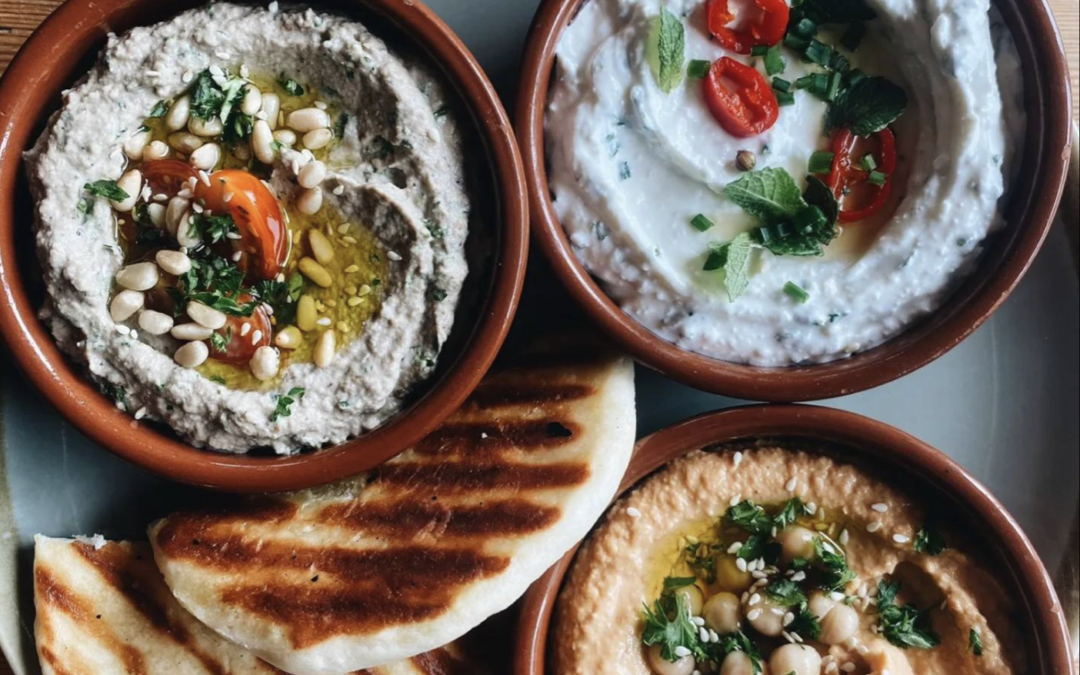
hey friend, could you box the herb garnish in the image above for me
[766,578,808,607]
[253,274,304,325]
[825,76,908,136]
[102,382,128,410]
[641,591,708,662]
[969,628,984,656]
[773,497,811,529]
[209,328,231,353]
[704,232,754,301]
[814,537,857,592]
[683,541,718,584]
[149,100,169,118]
[278,75,305,97]
[725,500,774,535]
[913,523,947,555]
[875,580,942,649]
[783,281,810,304]
[648,8,686,94]
[84,180,129,202]
[187,212,239,244]
[190,71,226,120]
[173,251,256,317]
[270,387,306,422]
[786,604,823,640]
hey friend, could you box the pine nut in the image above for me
[165,197,190,236]
[154,250,191,276]
[296,187,323,215]
[307,229,335,265]
[239,85,263,116]
[296,295,318,331]
[176,211,202,248]
[313,330,335,368]
[298,257,332,288]
[190,143,221,171]
[287,108,331,132]
[187,301,227,330]
[188,115,224,137]
[260,92,281,130]
[109,290,144,322]
[123,129,152,161]
[249,345,280,381]
[302,128,334,150]
[144,140,170,161]
[168,132,204,154]
[174,340,209,368]
[298,161,327,189]
[147,203,166,227]
[165,95,191,131]
[273,325,303,349]
[112,170,142,213]
[115,262,159,291]
[138,310,174,336]
[273,129,297,146]
[252,120,275,164]
[171,322,214,341]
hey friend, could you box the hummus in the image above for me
[553,445,1025,675]
[26,3,471,453]
[547,0,1024,366]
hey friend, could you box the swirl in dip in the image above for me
[547,0,1024,365]
[553,445,1025,675]
[26,3,470,453]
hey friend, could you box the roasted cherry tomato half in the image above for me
[827,127,897,223]
[195,170,287,281]
[706,0,789,54]
[703,57,780,138]
[141,160,200,198]
[207,297,272,365]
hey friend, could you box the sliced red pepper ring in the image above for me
[208,295,272,365]
[195,170,288,281]
[706,0,789,54]
[702,57,780,138]
[826,127,897,223]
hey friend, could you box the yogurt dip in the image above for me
[547,0,1023,366]
[27,3,470,453]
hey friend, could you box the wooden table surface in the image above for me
[1,0,1077,673]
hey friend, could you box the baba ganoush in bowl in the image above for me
[0,0,528,491]
[514,405,1072,675]
[517,0,1072,400]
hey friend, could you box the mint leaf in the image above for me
[719,233,754,301]
[826,76,908,136]
[724,168,807,225]
[84,180,129,202]
[803,175,840,225]
[648,8,686,93]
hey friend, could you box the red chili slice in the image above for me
[826,127,897,223]
[702,57,780,138]
[706,0,789,54]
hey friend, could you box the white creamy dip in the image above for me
[547,0,1023,366]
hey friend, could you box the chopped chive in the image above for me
[783,281,810,303]
[792,18,817,38]
[868,171,888,186]
[688,59,712,79]
[842,22,866,52]
[691,214,715,232]
[825,71,844,101]
[828,51,851,73]
[764,45,786,76]
[794,74,817,90]
[805,39,833,67]
[783,34,810,52]
[808,151,835,174]
[772,77,792,93]
[860,154,878,171]
[750,45,770,57]
[776,91,796,106]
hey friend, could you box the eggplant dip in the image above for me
[26,2,470,454]
[553,446,1025,675]
[547,0,1024,366]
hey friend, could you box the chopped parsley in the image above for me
[913,523,948,555]
[187,212,238,244]
[786,603,823,641]
[725,500,773,535]
[209,328,231,353]
[642,591,707,662]
[148,100,169,118]
[270,387,306,422]
[875,580,941,650]
[84,180,129,202]
[223,111,254,144]
[253,274,304,325]
[619,161,632,180]
[172,251,256,317]
[814,537,857,592]
[684,541,718,584]
[766,578,808,607]
[190,70,226,120]
[773,497,811,528]
[969,628,984,656]
[278,75,305,97]
[334,112,350,138]
[102,382,128,410]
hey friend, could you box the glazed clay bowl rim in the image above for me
[0,0,529,493]
[516,0,1073,402]
[513,404,1073,674]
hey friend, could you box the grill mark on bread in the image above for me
[414,419,581,455]
[320,499,561,539]
[374,460,590,492]
[35,566,148,674]
[72,542,233,675]
[465,382,595,410]
[38,646,83,675]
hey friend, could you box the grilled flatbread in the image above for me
[148,342,636,674]
[34,536,491,675]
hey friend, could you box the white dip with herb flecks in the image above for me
[547,0,1024,366]
[26,3,470,454]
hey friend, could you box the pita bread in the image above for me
[33,536,489,675]
[148,342,636,674]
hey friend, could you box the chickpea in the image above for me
[746,598,786,637]
[807,592,837,620]
[721,651,768,675]
[646,644,695,675]
[819,602,859,645]
[715,554,753,593]
[672,584,705,617]
[777,525,817,563]
[703,592,742,635]
[768,644,821,675]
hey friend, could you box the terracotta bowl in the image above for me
[516,0,1073,401]
[0,0,528,492]
[514,405,1073,674]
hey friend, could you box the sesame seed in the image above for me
[240,322,251,337]
[317,317,332,327]
[337,224,351,234]
[232,251,243,262]
[691,616,705,627]
[333,185,345,196]
[347,296,363,307]
[336,321,348,332]
[842,664,856,673]
[893,533,911,544]
[115,325,130,336]
[747,609,762,621]
[830,591,846,602]
[782,631,795,643]
[145,70,162,78]
[785,477,798,492]
[770,607,784,615]
[240,64,250,78]
[867,522,882,533]
[153,193,168,202]
[315,100,328,110]
[215,51,231,60]
[749,593,761,605]
[840,529,850,545]
[342,236,358,245]
[199,171,211,187]
[251,330,263,345]
[791,571,806,582]
[806,502,817,515]
[733,451,744,468]
[872,503,889,513]
[223,191,234,203]
[134,407,147,420]
[191,203,204,214]
[358,285,372,296]
[727,542,743,554]
[181,70,194,83]
[626,507,642,518]
[699,627,709,642]
[736,558,748,573]
[387,251,402,262]
[674,646,691,659]
[708,630,719,643]
[729,494,742,507]
[209,65,225,77]
[751,570,768,579]
[783,612,795,626]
